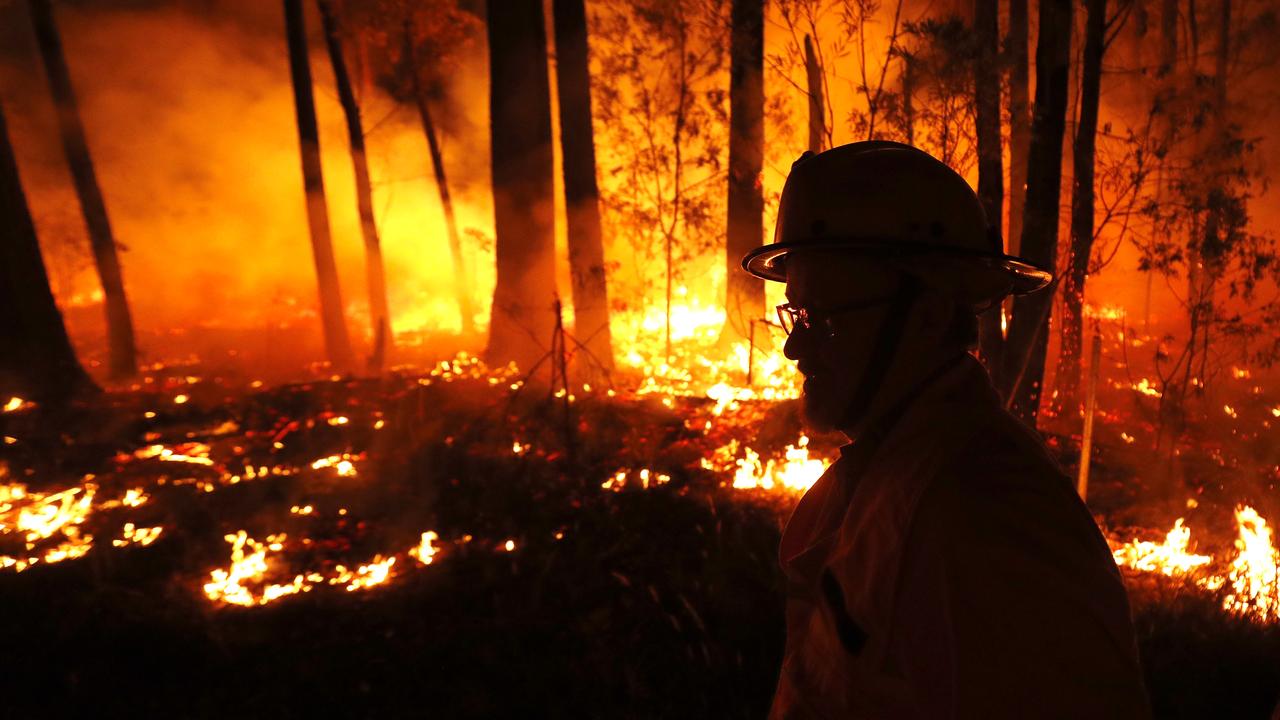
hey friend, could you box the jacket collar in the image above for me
[780,354,998,584]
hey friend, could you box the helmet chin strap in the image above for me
[838,274,920,436]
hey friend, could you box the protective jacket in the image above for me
[770,355,1150,719]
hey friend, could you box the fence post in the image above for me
[1077,323,1103,501]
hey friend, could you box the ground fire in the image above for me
[2,0,1279,717]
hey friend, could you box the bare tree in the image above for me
[552,0,614,372]
[484,0,558,370]
[0,100,95,400]
[593,0,728,360]
[27,0,137,378]
[1058,0,1135,410]
[317,0,392,372]
[848,0,908,141]
[769,0,845,153]
[804,35,826,152]
[1186,0,1232,385]
[339,0,480,339]
[1006,0,1031,259]
[284,0,356,372]
[403,20,477,338]
[724,0,766,343]
[1002,0,1073,424]
[897,18,977,170]
[973,0,1004,377]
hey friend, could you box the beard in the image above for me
[800,355,885,437]
[800,373,848,433]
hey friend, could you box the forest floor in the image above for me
[1,353,1278,719]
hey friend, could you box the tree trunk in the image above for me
[317,0,392,373]
[0,101,95,400]
[723,0,765,343]
[1058,0,1108,412]
[284,0,355,372]
[804,34,826,153]
[1146,0,1178,334]
[484,0,558,371]
[1189,0,1231,386]
[552,0,614,372]
[404,26,477,338]
[28,0,137,379]
[1001,0,1072,424]
[1159,0,1178,78]
[901,52,915,146]
[1006,0,1031,258]
[974,0,1004,379]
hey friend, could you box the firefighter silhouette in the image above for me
[743,142,1150,719]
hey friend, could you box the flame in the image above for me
[203,528,441,606]
[113,523,163,547]
[602,468,672,491]
[134,443,215,466]
[0,482,97,572]
[1084,304,1127,321]
[1113,506,1280,623]
[409,531,439,565]
[330,555,396,592]
[1112,518,1213,576]
[310,454,358,477]
[612,296,801,400]
[1132,378,1162,397]
[203,531,302,607]
[714,435,828,492]
[1220,506,1279,623]
[418,352,521,386]
[3,397,33,413]
[121,488,150,507]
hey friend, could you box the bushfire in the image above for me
[1,311,1277,624]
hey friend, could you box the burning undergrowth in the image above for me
[0,348,1277,717]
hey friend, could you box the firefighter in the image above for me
[742,141,1150,719]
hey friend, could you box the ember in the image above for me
[0,481,96,572]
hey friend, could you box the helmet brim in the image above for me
[741,238,1053,303]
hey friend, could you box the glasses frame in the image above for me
[776,295,898,337]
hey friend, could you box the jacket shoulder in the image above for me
[893,409,1150,718]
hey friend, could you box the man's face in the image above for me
[782,252,903,433]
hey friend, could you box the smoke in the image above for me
[0,0,495,371]
[1,0,1277,375]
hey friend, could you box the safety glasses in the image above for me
[775,295,898,336]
